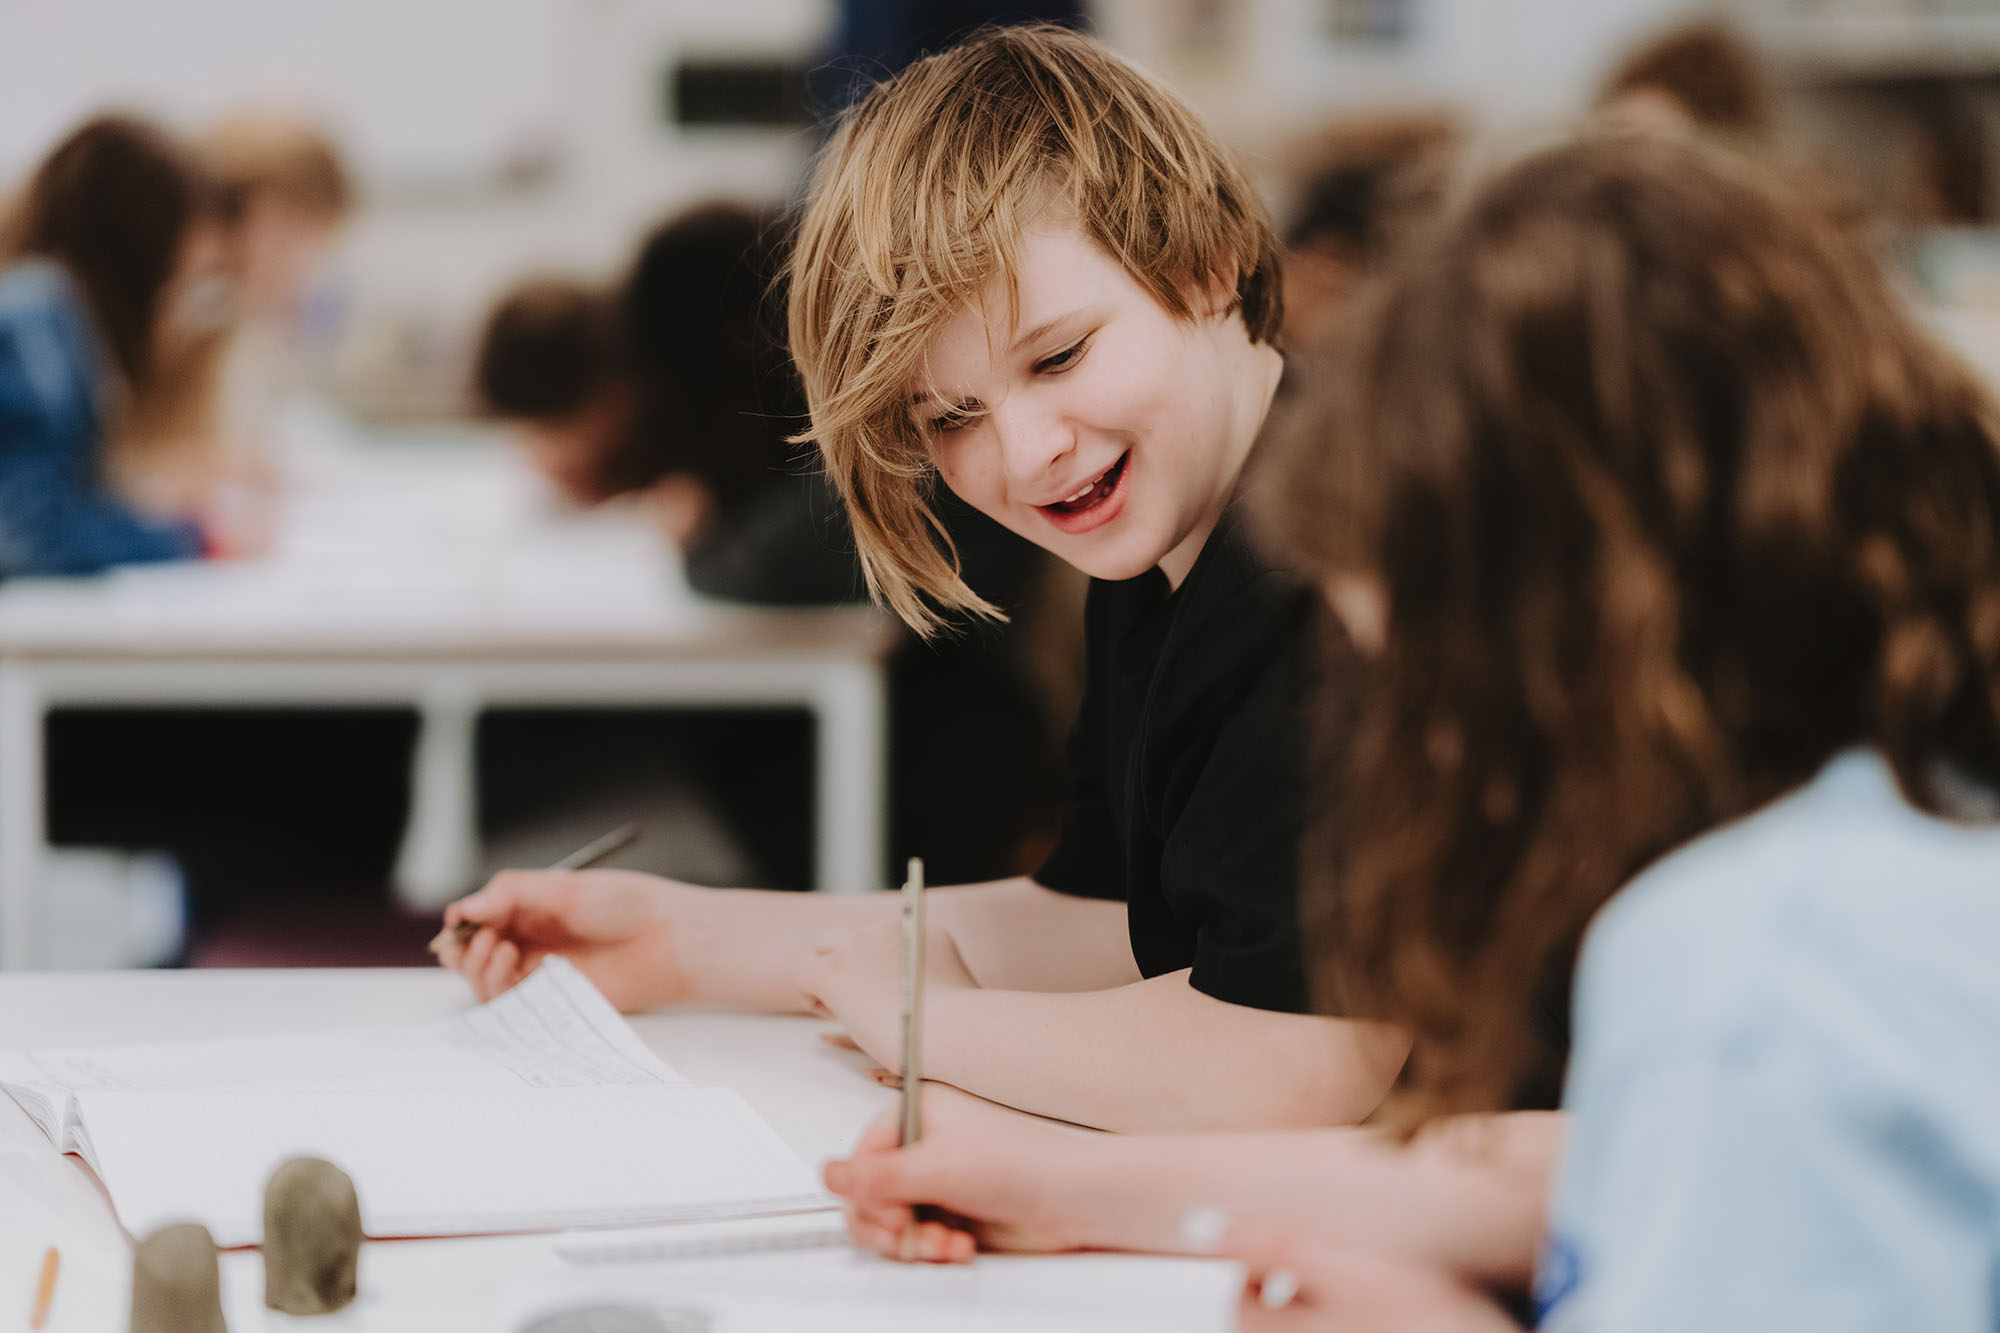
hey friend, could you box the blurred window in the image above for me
[668,59,814,130]
[1325,0,1415,45]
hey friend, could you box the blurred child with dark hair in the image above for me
[474,201,1056,887]
[0,114,248,575]
[1596,20,1775,141]
[474,278,630,510]
[474,203,869,603]
[1281,113,1458,350]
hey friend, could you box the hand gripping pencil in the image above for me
[432,823,642,953]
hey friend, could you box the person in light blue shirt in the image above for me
[1237,129,2000,1326]
[1536,749,2000,1331]
[0,115,225,576]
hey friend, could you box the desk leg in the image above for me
[814,659,886,894]
[392,676,482,913]
[0,665,44,969]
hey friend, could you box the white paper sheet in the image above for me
[0,961,829,1246]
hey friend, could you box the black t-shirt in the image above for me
[1032,509,1322,1014]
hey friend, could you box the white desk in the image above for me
[0,412,899,968]
[0,968,896,1332]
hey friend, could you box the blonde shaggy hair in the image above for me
[788,23,1283,635]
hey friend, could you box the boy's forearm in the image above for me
[675,876,1096,1011]
[923,972,1407,1132]
[1051,1113,1564,1287]
[672,885,893,1010]
[926,878,1139,992]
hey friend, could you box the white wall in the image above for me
[322,0,832,415]
[3,0,1710,416]
[1097,0,1704,149]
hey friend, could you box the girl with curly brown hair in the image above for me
[829,131,2000,1330]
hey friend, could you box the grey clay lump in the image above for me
[263,1155,363,1315]
[130,1222,227,1333]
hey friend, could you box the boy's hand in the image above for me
[824,1084,1087,1260]
[797,918,976,1069]
[434,868,691,1011]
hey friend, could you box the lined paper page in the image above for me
[76,1084,829,1247]
[11,958,680,1101]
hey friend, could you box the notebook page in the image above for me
[76,1084,830,1247]
[8,958,679,1102]
[0,1053,64,1142]
[506,1251,1246,1333]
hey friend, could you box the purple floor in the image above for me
[187,885,441,968]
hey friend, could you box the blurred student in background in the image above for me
[1595,20,1774,142]
[0,114,248,575]
[831,131,2000,1330]
[20,114,401,959]
[475,202,1057,886]
[477,204,860,603]
[112,110,353,529]
[1281,113,1458,350]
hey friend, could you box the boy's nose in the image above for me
[991,400,1073,492]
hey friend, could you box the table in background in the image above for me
[0,968,894,1332]
[0,406,898,968]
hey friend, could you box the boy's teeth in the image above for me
[1063,480,1094,503]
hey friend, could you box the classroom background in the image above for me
[3,0,1996,972]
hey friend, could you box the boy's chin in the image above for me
[1053,535,1168,585]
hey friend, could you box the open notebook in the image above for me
[0,959,829,1247]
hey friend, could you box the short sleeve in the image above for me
[1032,587,1126,902]
[1161,608,1313,1013]
[1541,1035,1996,1333]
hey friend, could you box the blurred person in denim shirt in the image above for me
[0,115,263,576]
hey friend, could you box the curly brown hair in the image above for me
[1256,131,2000,1126]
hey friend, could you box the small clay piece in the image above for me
[130,1222,226,1333]
[263,1156,363,1315]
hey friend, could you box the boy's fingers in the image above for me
[482,938,521,998]
[426,925,460,964]
[461,929,499,998]
[445,869,562,933]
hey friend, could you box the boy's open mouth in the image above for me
[1040,453,1129,518]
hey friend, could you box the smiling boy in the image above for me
[438,24,1405,1132]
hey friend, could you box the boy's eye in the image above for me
[1035,338,1089,374]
